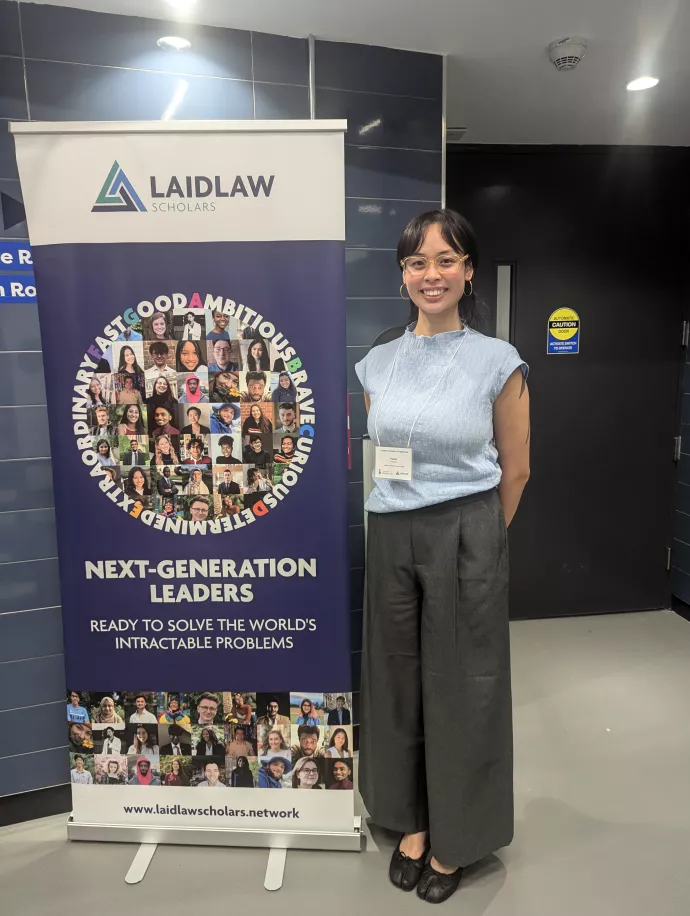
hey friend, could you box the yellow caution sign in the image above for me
[547,307,580,354]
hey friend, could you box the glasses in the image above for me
[400,253,469,275]
[198,704,217,712]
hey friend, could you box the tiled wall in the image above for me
[0,0,442,799]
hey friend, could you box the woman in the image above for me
[180,406,210,436]
[195,727,224,757]
[230,756,254,788]
[117,345,144,390]
[245,468,272,493]
[219,495,241,517]
[144,313,172,341]
[292,756,322,789]
[246,337,270,371]
[118,403,146,436]
[296,698,321,726]
[163,757,189,787]
[104,759,123,785]
[227,694,253,726]
[117,375,142,406]
[154,433,179,467]
[88,376,107,406]
[127,726,159,757]
[271,371,297,403]
[273,436,296,465]
[356,210,530,904]
[160,498,177,518]
[147,375,177,415]
[176,339,206,373]
[258,729,291,768]
[95,439,117,468]
[210,371,240,402]
[241,403,273,446]
[125,467,151,502]
[183,468,209,496]
[95,696,124,725]
[325,728,352,759]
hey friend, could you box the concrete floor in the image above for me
[3,610,690,914]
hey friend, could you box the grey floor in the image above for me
[3,610,690,914]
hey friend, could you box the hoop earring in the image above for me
[464,279,474,297]
[400,283,410,300]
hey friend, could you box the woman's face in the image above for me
[172,758,180,774]
[180,342,199,371]
[154,377,168,395]
[402,223,471,321]
[159,436,171,454]
[202,728,212,742]
[98,442,109,455]
[126,405,140,424]
[124,347,135,367]
[132,470,145,489]
[250,341,263,360]
[299,762,319,787]
[101,697,115,715]
[137,727,148,742]
[268,732,280,750]
[301,700,311,716]
[152,315,166,337]
[164,500,173,513]
[108,761,119,775]
[334,730,345,748]
[280,373,290,389]
[90,378,101,393]
[251,404,262,421]
[237,757,246,768]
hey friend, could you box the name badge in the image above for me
[375,446,412,481]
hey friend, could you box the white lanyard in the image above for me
[374,328,470,448]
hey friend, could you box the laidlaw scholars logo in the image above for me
[92,161,147,213]
[92,160,275,215]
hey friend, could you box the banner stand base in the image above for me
[125,843,157,884]
[67,814,364,855]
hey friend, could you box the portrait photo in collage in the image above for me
[66,692,353,789]
[81,305,311,526]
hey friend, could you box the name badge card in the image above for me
[374,446,412,481]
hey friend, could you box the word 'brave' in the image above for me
[150,175,274,199]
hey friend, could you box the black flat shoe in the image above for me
[416,862,464,904]
[389,836,430,892]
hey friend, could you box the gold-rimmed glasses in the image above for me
[400,253,469,274]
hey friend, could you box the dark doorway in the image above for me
[448,145,690,619]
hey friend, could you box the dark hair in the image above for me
[249,434,262,444]
[297,724,320,739]
[150,341,169,356]
[126,467,151,496]
[168,724,183,737]
[118,345,144,375]
[134,694,147,703]
[74,754,84,763]
[148,376,177,414]
[176,339,206,371]
[188,436,203,451]
[218,435,234,448]
[96,438,110,453]
[278,401,296,412]
[246,336,270,371]
[336,695,346,702]
[187,406,201,418]
[245,371,266,385]
[397,208,483,328]
[328,727,350,751]
[189,496,210,509]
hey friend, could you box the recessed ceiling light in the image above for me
[626,76,659,91]
[164,0,197,9]
[157,36,191,51]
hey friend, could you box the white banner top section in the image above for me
[11,120,347,246]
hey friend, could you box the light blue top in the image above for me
[355,325,528,513]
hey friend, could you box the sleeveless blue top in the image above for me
[355,325,528,513]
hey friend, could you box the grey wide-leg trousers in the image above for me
[359,488,514,868]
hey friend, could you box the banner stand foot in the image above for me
[264,847,287,891]
[125,843,158,884]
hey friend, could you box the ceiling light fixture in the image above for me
[626,76,659,91]
[164,0,198,10]
[157,36,191,51]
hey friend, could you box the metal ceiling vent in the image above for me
[548,37,587,72]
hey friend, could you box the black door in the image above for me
[448,145,689,618]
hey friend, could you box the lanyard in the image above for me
[374,328,470,448]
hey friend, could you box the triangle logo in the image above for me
[92,161,147,213]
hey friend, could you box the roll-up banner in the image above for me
[12,120,358,848]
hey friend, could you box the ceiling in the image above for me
[22,0,690,145]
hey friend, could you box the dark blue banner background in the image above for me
[33,240,350,689]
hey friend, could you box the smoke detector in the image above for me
[548,37,587,71]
